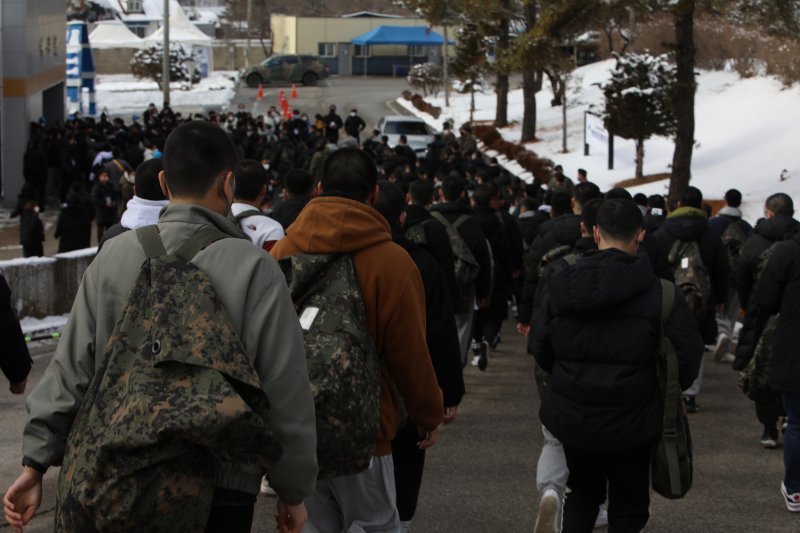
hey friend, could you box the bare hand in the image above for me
[476,298,489,310]
[9,380,27,395]
[276,499,307,533]
[417,428,438,449]
[443,406,458,425]
[3,467,43,533]
[516,323,531,337]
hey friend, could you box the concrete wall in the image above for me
[0,248,95,318]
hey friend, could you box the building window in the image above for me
[409,45,426,57]
[126,0,143,12]
[354,44,370,58]
[129,24,147,38]
[318,43,336,57]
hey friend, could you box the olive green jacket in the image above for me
[23,204,318,504]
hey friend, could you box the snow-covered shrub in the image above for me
[130,44,200,89]
[408,63,444,97]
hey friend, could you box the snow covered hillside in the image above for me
[399,59,800,223]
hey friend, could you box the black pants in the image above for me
[392,420,427,521]
[756,398,784,429]
[562,442,653,533]
[205,488,256,533]
[471,309,502,345]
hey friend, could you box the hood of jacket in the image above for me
[546,249,656,313]
[430,201,472,217]
[754,214,799,243]
[405,204,435,228]
[283,196,392,254]
[120,196,169,230]
[664,206,708,241]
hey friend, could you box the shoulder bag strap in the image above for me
[136,225,167,259]
[176,226,231,261]
[659,278,682,497]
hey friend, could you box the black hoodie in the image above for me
[405,204,458,308]
[532,249,703,451]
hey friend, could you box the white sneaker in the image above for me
[471,355,480,367]
[713,333,731,362]
[399,520,412,533]
[782,481,800,512]
[594,507,608,528]
[534,488,560,533]
[260,476,276,496]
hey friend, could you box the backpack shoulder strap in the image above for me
[235,209,266,222]
[658,278,682,497]
[430,210,450,228]
[453,214,470,230]
[176,226,231,261]
[563,254,578,266]
[660,279,676,326]
[136,225,167,259]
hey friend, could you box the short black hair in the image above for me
[409,179,434,206]
[597,199,643,242]
[234,159,267,201]
[284,169,314,197]
[648,194,666,209]
[472,187,492,208]
[633,193,648,207]
[766,193,794,216]
[519,197,538,212]
[679,186,703,209]
[574,181,602,207]
[163,121,238,198]
[551,192,572,217]
[134,158,166,201]
[321,148,378,201]
[373,180,406,227]
[725,188,742,208]
[441,175,465,202]
[605,187,632,200]
[581,198,603,234]
[577,168,587,178]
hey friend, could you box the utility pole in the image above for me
[162,0,170,107]
[246,0,254,64]
[628,7,636,53]
[443,24,450,107]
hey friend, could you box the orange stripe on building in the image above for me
[3,65,66,98]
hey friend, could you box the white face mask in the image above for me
[350,112,356,117]
[263,164,270,170]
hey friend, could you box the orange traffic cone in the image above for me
[279,89,285,102]
[291,84,297,99]
[257,83,263,100]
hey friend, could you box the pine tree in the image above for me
[602,52,677,181]
[130,45,199,90]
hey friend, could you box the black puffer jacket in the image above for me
[0,274,32,386]
[757,228,800,393]
[652,208,729,343]
[429,202,492,301]
[532,249,703,451]
[396,230,465,407]
[734,214,800,370]
[519,214,581,325]
[472,205,513,321]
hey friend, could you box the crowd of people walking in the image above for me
[3,100,800,533]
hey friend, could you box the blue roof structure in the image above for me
[351,25,447,46]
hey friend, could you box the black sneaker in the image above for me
[761,427,780,449]
[683,395,699,414]
[490,334,501,350]
[478,340,489,371]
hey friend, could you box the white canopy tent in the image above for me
[145,3,213,76]
[89,20,146,49]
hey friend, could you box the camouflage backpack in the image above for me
[405,219,434,247]
[667,239,712,324]
[279,253,381,480]
[430,212,481,313]
[56,225,283,532]
[538,243,574,278]
[652,279,694,500]
[720,219,747,285]
[739,314,781,405]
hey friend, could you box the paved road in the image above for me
[1,320,794,532]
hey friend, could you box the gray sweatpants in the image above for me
[715,289,740,340]
[537,425,569,496]
[304,455,400,533]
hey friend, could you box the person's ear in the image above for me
[367,184,380,206]
[406,192,413,205]
[316,181,324,196]
[399,211,407,228]
[158,170,171,199]
[638,229,646,243]
[223,171,235,201]
[593,225,602,245]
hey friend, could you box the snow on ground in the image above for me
[19,314,69,336]
[398,60,800,223]
[95,71,238,116]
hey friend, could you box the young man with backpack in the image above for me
[272,169,314,230]
[755,223,800,512]
[270,148,443,532]
[652,186,729,413]
[708,188,753,363]
[3,121,318,533]
[532,199,703,533]
[231,159,285,252]
[374,180,464,533]
[735,193,798,448]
